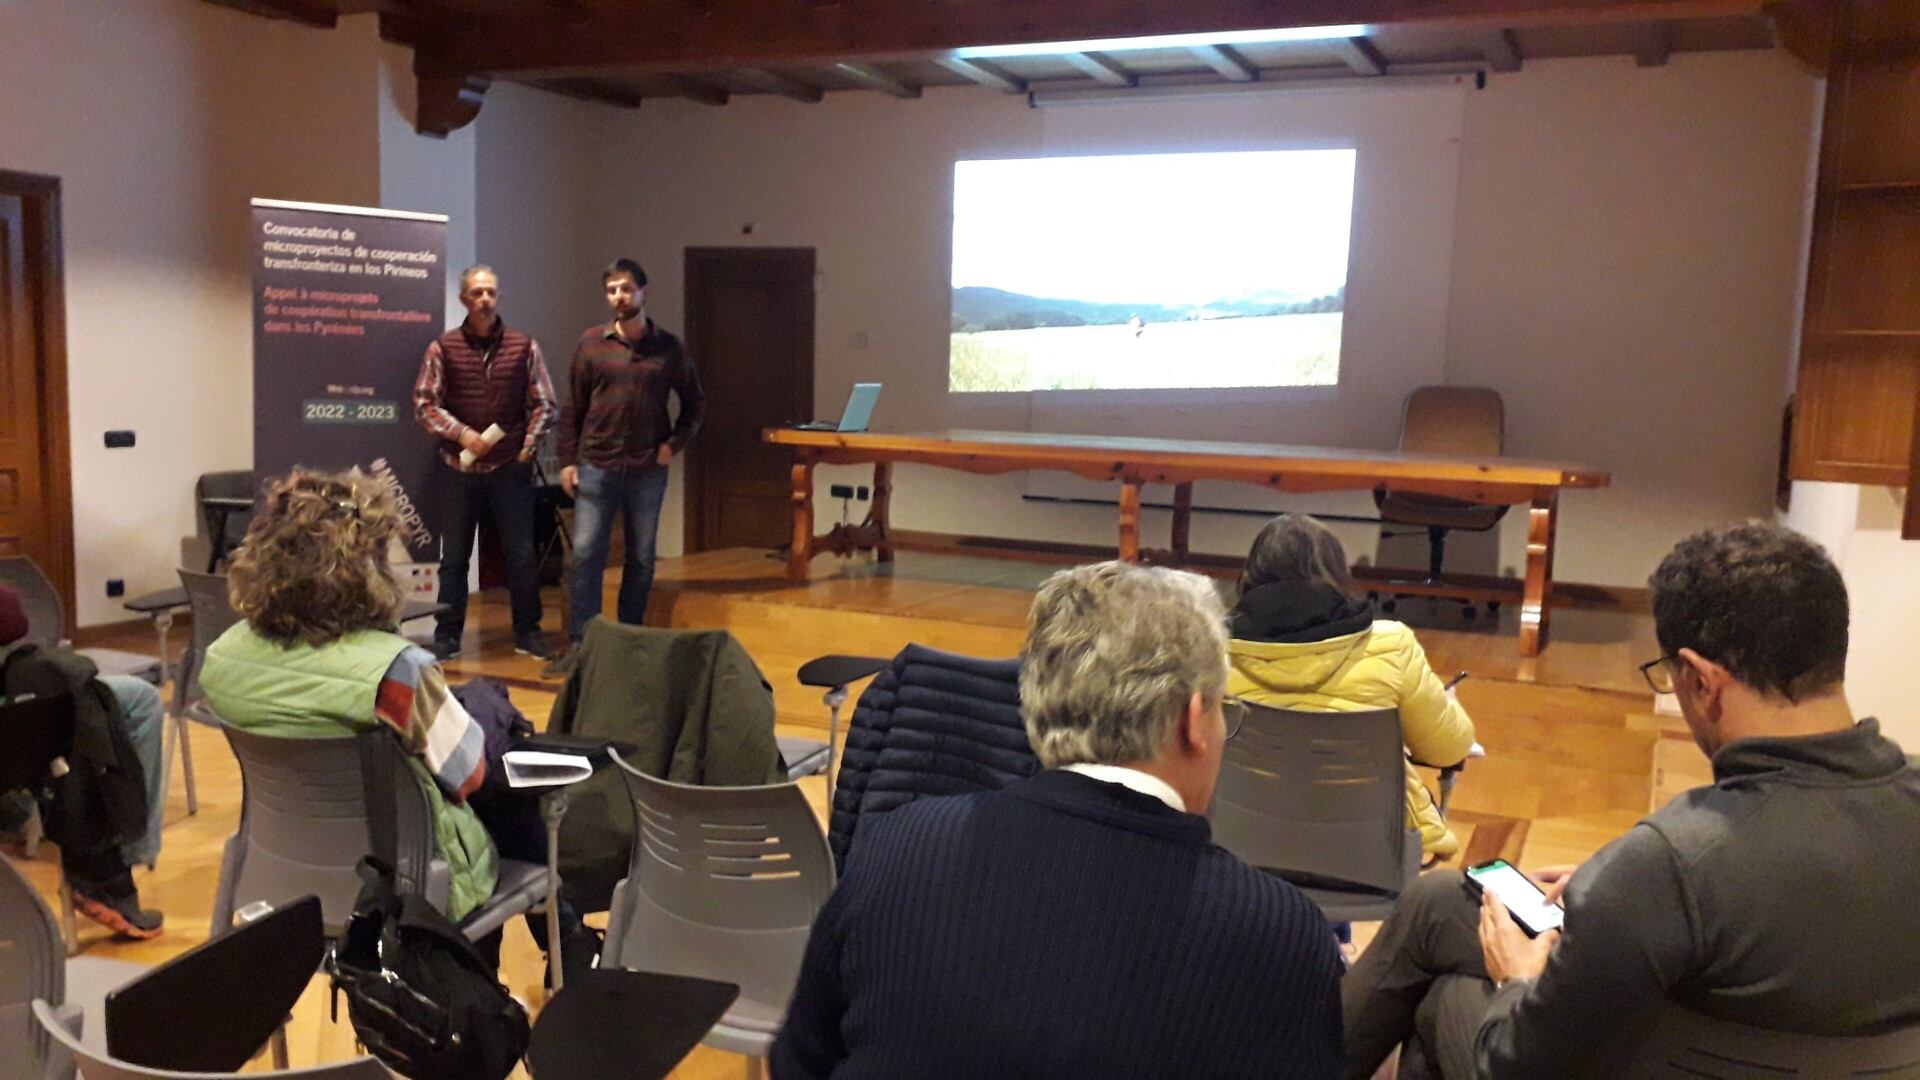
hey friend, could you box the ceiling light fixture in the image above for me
[954,25,1368,60]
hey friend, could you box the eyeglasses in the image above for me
[1639,654,1679,695]
[1222,696,1249,741]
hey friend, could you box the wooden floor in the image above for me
[17,548,1690,1075]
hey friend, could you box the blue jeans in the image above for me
[102,674,165,867]
[567,462,670,641]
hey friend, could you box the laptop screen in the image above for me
[837,383,882,432]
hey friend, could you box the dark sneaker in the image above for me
[513,633,558,661]
[74,889,164,940]
[539,645,578,681]
[430,636,461,661]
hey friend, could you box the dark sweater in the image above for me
[1478,718,1920,1076]
[772,770,1344,1079]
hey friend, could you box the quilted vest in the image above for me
[439,322,534,470]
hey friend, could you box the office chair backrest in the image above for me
[35,999,393,1079]
[604,761,835,1012]
[1399,386,1504,458]
[1,857,66,1080]
[1619,1004,1920,1077]
[1210,705,1411,895]
[176,570,243,705]
[0,556,66,647]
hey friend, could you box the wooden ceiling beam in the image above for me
[408,1,1770,80]
[741,68,827,102]
[203,0,338,28]
[1063,51,1136,87]
[1189,44,1258,81]
[1633,19,1674,64]
[834,62,921,98]
[937,56,1027,93]
[1482,28,1525,70]
[1330,37,1388,74]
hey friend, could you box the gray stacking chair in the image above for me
[0,557,162,685]
[159,569,246,817]
[210,721,548,941]
[1,857,145,1080]
[34,1001,392,1080]
[601,759,836,1079]
[1615,1005,1920,1077]
[1209,705,1419,923]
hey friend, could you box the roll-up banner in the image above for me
[250,198,446,596]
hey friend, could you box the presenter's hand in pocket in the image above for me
[459,428,490,455]
[655,444,673,466]
[560,465,579,497]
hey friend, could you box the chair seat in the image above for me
[460,858,550,940]
[78,648,163,685]
[779,735,830,781]
[1294,885,1401,925]
[1376,490,1507,532]
[703,996,786,1057]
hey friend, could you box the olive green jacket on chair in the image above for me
[549,617,787,910]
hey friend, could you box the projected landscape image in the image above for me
[950,150,1356,393]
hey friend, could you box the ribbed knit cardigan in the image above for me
[773,770,1344,1079]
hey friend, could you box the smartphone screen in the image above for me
[1466,860,1565,936]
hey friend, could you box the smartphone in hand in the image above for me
[1465,859,1565,938]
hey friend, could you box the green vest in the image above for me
[201,624,499,922]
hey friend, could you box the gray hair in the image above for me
[459,264,497,292]
[1020,561,1230,768]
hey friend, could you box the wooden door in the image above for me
[0,172,74,615]
[683,248,815,552]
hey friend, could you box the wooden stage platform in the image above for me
[18,547,1699,1078]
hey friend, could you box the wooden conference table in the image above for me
[764,429,1610,657]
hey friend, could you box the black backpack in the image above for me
[329,858,529,1080]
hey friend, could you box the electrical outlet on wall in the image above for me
[105,578,125,598]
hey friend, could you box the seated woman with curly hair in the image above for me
[199,467,590,970]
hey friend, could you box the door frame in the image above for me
[681,246,816,555]
[0,170,75,620]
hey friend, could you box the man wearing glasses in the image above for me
[1339,523,1920,1079]
[774,561,1341,1078]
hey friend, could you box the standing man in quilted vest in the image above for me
[413,265,559,662]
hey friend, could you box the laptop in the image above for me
[793,382,881,432]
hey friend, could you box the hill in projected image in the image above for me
[949,149,1355,393]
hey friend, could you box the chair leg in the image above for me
[176,710,198,815]
[1425,526,1447,583]
[58,872,78,957]
[746,1055,767,1080]
[823,688,848,796]
[23,799,43,859]
[270,1023,291,1070]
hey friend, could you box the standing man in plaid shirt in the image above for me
[413,264,559,661]
[544,257,705,679]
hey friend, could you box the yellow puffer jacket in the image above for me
[1227,620,1475,857]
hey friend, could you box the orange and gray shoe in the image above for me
[73,889,165,940]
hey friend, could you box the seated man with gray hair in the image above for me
[772,561,1343,1079]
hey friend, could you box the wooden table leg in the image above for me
[872,461,894,563]
[1519,489,1560,656]
[1170,482,1193,564]
[787,460,815,582]
[1118,481,1142,563]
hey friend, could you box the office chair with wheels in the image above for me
[1372,386,1509,617]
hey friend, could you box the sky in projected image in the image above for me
[949,149,1356,393]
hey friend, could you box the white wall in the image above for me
[0,2,496,625]
[0,0,385,625]
[1449,51,1819,588]
[1784,483,1920,751]
[476,49,1819,584]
